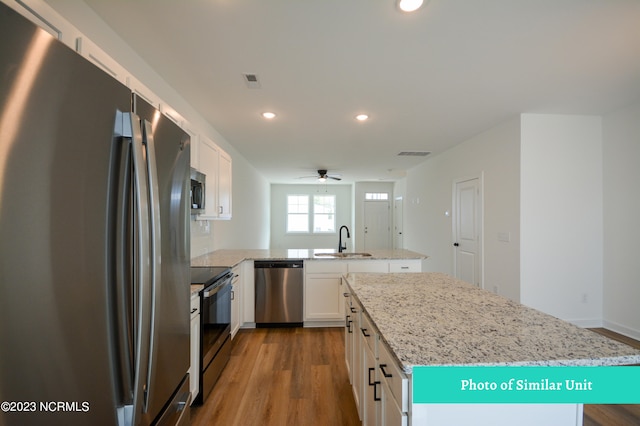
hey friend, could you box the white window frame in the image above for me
[286,193,337,234]
[286,194,310,233]
[365,192,389,201]
[312,194,336,234]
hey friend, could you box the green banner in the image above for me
[413,366,640,404]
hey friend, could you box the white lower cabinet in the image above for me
[362,337,381,426]
[381,379,407,426]
[304,261,347,326]
[306,259,422,328]
[241,260,255,326]
[230,264,242,338]
[189,293,200,404]
[349,296,363,420]
[345,291,409,425]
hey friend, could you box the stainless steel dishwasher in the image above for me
[254,260,304,327]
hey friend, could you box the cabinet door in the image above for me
[351,299,362,419]
[241,261,255,324]
[230,281,241,338]
[198,136,219,219]
[217,149,232,219]
[344,289,353,383]
[363,340,380,426]
[381,379,407,426]
[305,274,343,321]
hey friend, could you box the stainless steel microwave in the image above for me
[190,168,206,213]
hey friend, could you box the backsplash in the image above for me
[190,218,213,259]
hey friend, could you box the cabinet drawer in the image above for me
[388,260,421,273]
[305,260,348,274]
[348,261,388,273]
[378,341,409,412]
[359,313,376,355]
[190,294,200,318]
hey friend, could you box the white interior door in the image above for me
[453,177,482,286]
[394,197,403,249]
[364,201,390,250]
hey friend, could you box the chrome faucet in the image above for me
[338,225,350,253]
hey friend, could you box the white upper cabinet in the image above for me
[193,135,232,220]
[217,149,232,219]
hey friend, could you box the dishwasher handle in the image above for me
[254,260,303,269]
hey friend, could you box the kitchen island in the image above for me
[344,272,640,426]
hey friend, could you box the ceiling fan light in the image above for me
[398,0,424,12]
[317,176,327,182]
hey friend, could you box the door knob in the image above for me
[453,243,459,247]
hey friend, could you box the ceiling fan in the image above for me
[298,169,342,182]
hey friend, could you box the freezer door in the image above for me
[0,4,130,426]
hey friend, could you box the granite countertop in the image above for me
[191,248,427,268]
[344,272,640,373]
[190,284,204,296]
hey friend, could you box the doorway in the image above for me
[452,175,483,287]
[394,197,403,249]
[364,200,390,250]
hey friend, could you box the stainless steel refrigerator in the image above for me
[0,4,191,425]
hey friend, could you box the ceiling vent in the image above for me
[397,151,431,157]
[242,73,261,89]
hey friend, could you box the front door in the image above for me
[394,197,404,249]
[453,177,482,287]
[364,200,390,250]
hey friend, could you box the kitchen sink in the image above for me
[314,252,372,258]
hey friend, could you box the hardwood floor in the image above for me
[190,327,360,426]
[583,328,640,426]
[191,327,639,426]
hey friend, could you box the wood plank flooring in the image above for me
[191,327,640,426]
[190,327,360,426]
[583,328,640,426]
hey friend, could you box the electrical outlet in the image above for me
[581,293,588,303]
[492,285,499,294]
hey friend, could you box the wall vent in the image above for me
[397,151,431,157]
[242,73,261,89]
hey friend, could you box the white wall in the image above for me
[191,160,270,256]
[270,184,353,250]
[398,117,521,301]
[520,114,603,325]
[602,101,640,339]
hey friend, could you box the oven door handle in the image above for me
[203,279,231,299]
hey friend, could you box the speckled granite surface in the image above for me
[190,248,427,267]
[190,284,203,296]
[345,272,640,373]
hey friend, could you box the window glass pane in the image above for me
[313,195,335,233]
[365,192,389,200]
[287,195,309,232]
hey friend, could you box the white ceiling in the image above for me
[59,0,640,183]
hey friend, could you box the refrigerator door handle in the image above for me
[141,118,162,410]
[129,112,154,426]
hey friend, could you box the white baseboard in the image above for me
[567,318,603,328]
[602,320,640,341]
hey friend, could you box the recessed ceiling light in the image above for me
[262,112,276,119]
[355,114,369,121]
[398,0,424,12]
